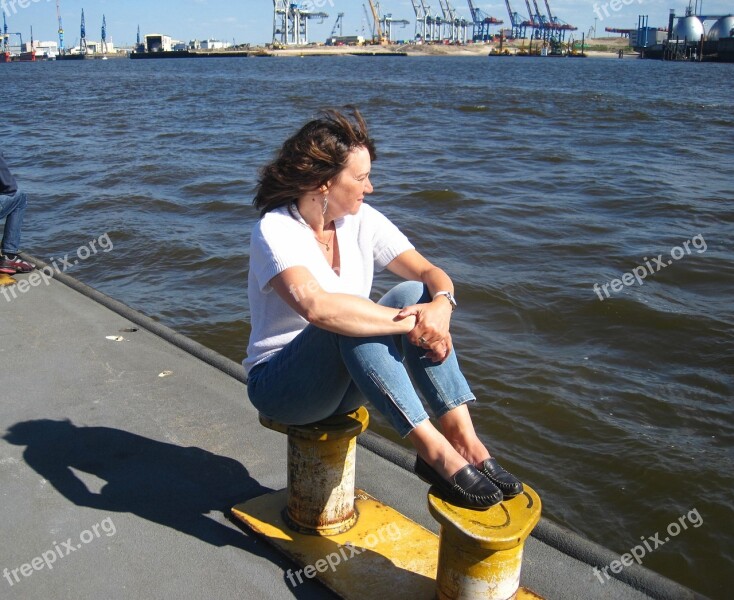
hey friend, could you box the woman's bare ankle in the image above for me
[446,436,490,467]
[418,445,468,480]
[409,422,471,480]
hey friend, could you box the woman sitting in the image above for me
[244,108,522,510]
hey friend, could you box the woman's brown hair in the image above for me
[253,107,376,217]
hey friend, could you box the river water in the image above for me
[2,56,731,598]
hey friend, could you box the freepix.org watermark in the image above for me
[3,517,117,587]
[299,0,335,11]
[286,522,401,587]
[0,0,53,18]
[593,508,702,584]
[593,234,707,301]
[1,232,113,303]
[593,0,645,23]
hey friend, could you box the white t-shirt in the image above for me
[244,203,414,374]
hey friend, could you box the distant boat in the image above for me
[56,52,86,61]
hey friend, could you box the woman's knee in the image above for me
[378,280,428,309]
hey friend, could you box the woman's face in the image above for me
[326,146,373,218]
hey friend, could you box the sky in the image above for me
[1,0,730,47]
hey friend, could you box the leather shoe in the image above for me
[415,456,503,510]
[477,458,523,499]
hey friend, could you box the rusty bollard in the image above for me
[259,407,369,536]
[428,484,542,600]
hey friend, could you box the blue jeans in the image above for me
[0,190,27,255]
[246,281,475,437]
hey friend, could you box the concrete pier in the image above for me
[0,259,705,599]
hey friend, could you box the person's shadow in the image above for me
[3,418,270,549]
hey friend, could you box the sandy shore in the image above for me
[257,38,634,59]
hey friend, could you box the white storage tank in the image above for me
[707,15,734,41]
[673,15,705,42]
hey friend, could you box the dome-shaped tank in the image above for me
[707,15,734,41]
[673,15,705,42]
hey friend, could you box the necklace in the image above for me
[291,203,335,251]
[314,230,334,252]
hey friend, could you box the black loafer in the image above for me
[415,456,503,510]
[477,458,523,499]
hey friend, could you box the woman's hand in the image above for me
[397,300,453,363]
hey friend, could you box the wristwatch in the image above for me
[433,291,457,311]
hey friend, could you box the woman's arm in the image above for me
[386,249,455,300]
[269,266,417,336]
[387,250,455,362]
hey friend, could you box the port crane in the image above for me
[366,0,388,44]
[101,15,108,54]
[1,12,25,57]
[503,0,530,38]
[330,12,344,38]
[79,9,88,54]
[272,1,328,46]
[410,0,443,42]
[56,0,64,54]
[437,0,466,43]
[466,0,503,42]
[530,0,549,40]
[543,0,576,41]
[2,12,9,58]
[380,13,410,43]
[409,0,427,40]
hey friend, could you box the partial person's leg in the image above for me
[338,283,484,479]
[438,404,490,465]
[377,282,487,461]
[0,190,27,256]
[246,325,358,425]
[0,191,34,273]
[376,281,522,497]
[338,333,500,507]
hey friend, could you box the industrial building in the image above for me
[634,2,734,61]
[144,34,173,53]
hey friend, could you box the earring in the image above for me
[322,193,329,215]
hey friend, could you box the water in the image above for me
[2,56,732,598]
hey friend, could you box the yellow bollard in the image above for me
[258,407,369,536]
[0,273,16,286]
[428,484,542,600]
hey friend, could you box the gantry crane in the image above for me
[101,15,108,54]
[503,0,529,38]
[466,0,503,42]
[543,0,576,40]
[0,12,26,59]
[330,12,344,38]
[530,0,549,39]
[437,0,465,43]
[272,1,328,46]
[380,14,410,42]
[56,0,64,54]
[523,0,536,30]
[79,9,88,54]
[409,0,427,40]
[2,12,9,60]
[410,0,447,43]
